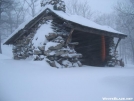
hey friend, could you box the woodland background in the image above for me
[0,0,134,64]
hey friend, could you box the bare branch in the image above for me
[66,0,93,20]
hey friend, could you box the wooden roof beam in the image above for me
[63,21,127,39]
[65,28,74,45]
[115,38,121,52]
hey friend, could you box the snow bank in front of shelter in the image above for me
[32,21,53,48]
[0,44,12,58]
[0,54,11,59]
[0,44,12,60]
[0,58,134,101]
[0,42,134,101]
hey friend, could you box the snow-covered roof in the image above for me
[4,5,127,45]
[50,10,122,35]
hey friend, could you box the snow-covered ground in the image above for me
[0,45,134,101]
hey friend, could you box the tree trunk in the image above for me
[129,37,134,64]
[0,2,2,54]
[31,0,35,17]
[0,34,2,54]
[124,44,127,64]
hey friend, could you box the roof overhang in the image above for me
[4,8,127,45]
[48,9,127,39]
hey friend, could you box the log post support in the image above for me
[101,35,106,62]
[65,28,74,45]
[115,38,121,52]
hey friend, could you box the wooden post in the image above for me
[101,35,106,62]
[65,29,74,45]
[115,38,121,52]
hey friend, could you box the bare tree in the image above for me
[114,1,134,63]
[93,2,134,64]
[0,1,2,54]
[66,0,93,19]
[94,13,117,29]
[0,0,14,54]
[24,0,38,17]
[94,1,134,64]
[12,1,26,28]
[0,0,25,54]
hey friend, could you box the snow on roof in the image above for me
[48,7,124,35]
[32,21,53,48]
[4,5,126,44]
[3,6,49,44]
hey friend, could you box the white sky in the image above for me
[89,0,118,13]
[65,0,127,14]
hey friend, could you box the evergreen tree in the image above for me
[41,0,66,12]
[107,38,118,67]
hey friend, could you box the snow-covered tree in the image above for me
[41,0,66,12]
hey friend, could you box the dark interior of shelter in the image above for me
[72,30,112,67]
[51,14,114,67]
